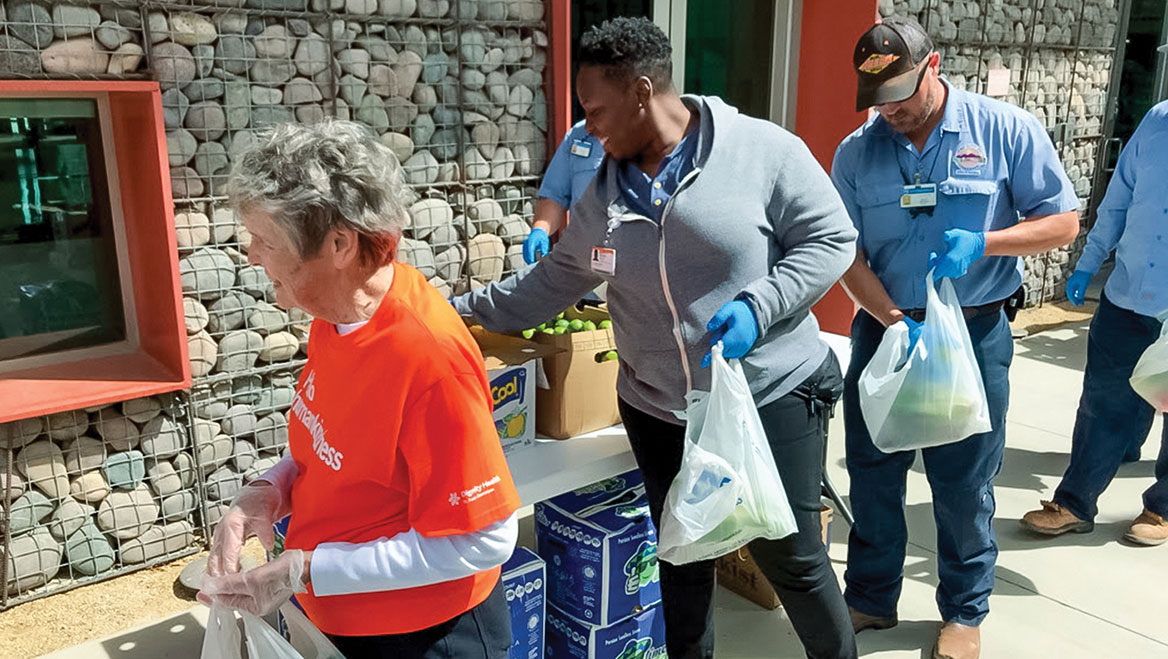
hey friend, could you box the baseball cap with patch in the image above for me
[853,16,934,111]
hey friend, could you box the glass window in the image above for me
[684,0,775,120]
[0,97,127,363]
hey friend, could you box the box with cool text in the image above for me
[535,470,661,627]
[545,603,666,659]
[503,547,547,659]
[471,327,561,454]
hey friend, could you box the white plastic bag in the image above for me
[657,343,798,565]
[201,602,345,659]
[1130,319,1168,412]
[858,273,991,452]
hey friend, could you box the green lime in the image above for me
[599,319,613,329]
[521,329,535,339]
[555,319,570,328]
[569,319,585,331]
[554,326,568,335]
[556,312,565,320]
[582,320,598,331]
[542,328,556,334]
[602,350,618,361]
[536,323,547,331]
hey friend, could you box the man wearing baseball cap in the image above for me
[830,16,1080,659]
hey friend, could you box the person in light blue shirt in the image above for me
[831,17,1079,658]
[522,120,605,263]
[1021,99,1168,547]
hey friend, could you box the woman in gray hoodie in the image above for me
[454,17,858,659]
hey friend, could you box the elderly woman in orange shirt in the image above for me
[198,119,520,659]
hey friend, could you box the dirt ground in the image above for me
[0,303,1095,659]
[0,541,266,659]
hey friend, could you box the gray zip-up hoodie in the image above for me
[454,95,857,423]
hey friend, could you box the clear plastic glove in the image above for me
[1065,270,1092,306]
[703,300,759,367]
[198,549,307,617]
[902,316,924,353]
[930,229,986,280]
[206,482,284,577]
[523,227,550,264]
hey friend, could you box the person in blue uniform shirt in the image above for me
[1020,94,1168,547]
[831,17,1080,659]
[522,120,605,263]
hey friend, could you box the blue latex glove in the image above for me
[702,300,759,367]
[1065,270,1092,306]
[902,316,923,353]
[930,229,986,280]
[523,227,550,264]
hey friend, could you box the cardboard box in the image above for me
[503,547,546,659]
[545,603,666,659]
[714,505,835,611]
[532,307,620,439]
[472,327,561,454]
[535,470,662,626]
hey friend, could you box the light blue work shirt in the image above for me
[537,120,605,209]
[1075,100,1168,318]
[616,123,699,223]
[831,81,1080,309]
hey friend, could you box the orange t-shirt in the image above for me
[284,262,521,636]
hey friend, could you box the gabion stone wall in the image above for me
[1,0,552,608]
[878,0,1122,306]
[0,396,200,608]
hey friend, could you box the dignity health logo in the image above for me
[449,475,502,506]
[291,370,343,471]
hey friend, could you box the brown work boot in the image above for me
[1020,500,1094,536]
[1123,509,1168,546]
[848,606,897,633]
[933,621,980,659]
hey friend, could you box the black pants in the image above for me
[620,353,857,659]
[324,579,510,659]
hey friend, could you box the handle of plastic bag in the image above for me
[201,603,244,659]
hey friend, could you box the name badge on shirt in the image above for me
[900,183,937,210]
[591,246,616,275]
[571,139,592,158]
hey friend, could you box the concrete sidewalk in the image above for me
[44,318,1168,658]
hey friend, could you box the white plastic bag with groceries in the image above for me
[1130,316,1168,412]
[858,272,991,452]
[657,343,798,565]
[201,601,345,659]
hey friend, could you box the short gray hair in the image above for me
[227,119,416,268]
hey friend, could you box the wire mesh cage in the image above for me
[0,394,203,610]
[187,368,296,539]
[0,1,150,78]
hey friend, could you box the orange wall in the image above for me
[799,0,879,335]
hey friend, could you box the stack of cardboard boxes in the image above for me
[535,470,668,659]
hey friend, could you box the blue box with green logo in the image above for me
[535,470,661,627]
[545,602,666,659]
[503,547,546,659]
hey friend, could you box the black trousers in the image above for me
[620,353,857,659]
[324,579,510,659]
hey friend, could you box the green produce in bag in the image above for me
[657,343,798,565]
[858,272,991,452]
[1130,317,1168,412]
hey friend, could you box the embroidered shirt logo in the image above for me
[954,144,987,169]
[859,53,899,75]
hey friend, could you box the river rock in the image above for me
[205,467,243,502]
[4,530,61,595]
[69,471,110,504]
[1,417,43,450]
[64,524,115,576]
[17,441,69,499]
[180,248,237,300]
[102,450,146,490]
[63,437,105,474]
[120,521,196,564]
[140,416,186,460]
[96,484,158,540]
[48,499,92,541]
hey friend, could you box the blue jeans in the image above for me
[843,309,1012,627]
[1053,293,1168,521]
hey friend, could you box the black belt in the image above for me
[903,298,1007,323]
